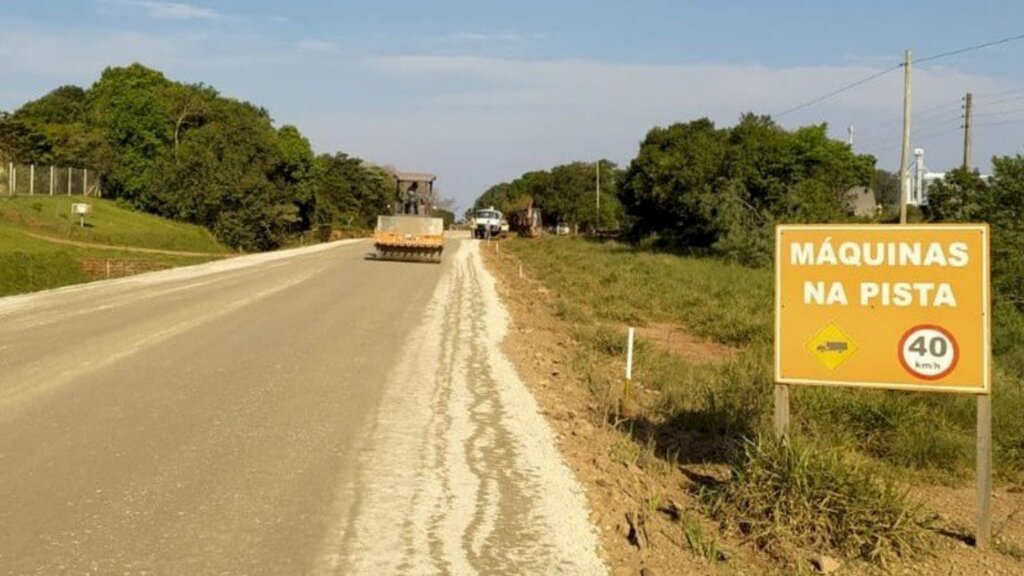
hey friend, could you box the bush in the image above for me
[703,435,928,565]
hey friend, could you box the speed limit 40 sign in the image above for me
[775,224,990,394]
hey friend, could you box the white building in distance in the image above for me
[905,148,946,206]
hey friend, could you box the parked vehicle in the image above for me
[473,207,504,239]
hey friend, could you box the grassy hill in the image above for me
[0,196,230,297]
[0,196,228,253]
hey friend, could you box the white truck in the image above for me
[473,207,504,239]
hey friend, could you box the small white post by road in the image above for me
[29,164,35,196]
[83,169,88,196]
[624,327,635,406]
[625,327,635,379]
[49,165,54,196]
[7,163,11,196]
[67,167,72,196]
[12,165,17,195]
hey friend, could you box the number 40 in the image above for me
[909,335,948,357]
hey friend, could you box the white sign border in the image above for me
[774,223,991,395]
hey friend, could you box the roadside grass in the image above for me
[504,235,1024,562]
[702,435,929,566]
[0,213,223,297]
[0,196,229,254]
[0,226,89,295]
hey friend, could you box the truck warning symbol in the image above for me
[816,341,849,353]
[806,323,859,370]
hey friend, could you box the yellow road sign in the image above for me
[775,224,990,394]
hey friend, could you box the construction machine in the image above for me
[373,171,444,263]
[509,202,543,238]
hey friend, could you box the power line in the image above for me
[914,98,964,117]
[915,32,1024,64]
[976,94,1024,108]
[776,64,903,118]
[856,111,961,148]
[913,124,962,143]
[975,88,1024,99]
[775,31,1024,120]
[975,117,1024,128]
[858,101,960,143]
[974,107,1024,117]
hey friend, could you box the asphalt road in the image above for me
[0,239,604,575]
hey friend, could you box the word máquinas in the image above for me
[790,239,970,268]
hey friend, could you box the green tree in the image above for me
[273,125,316,229]
[923,167,988,222]
[86,64,174,201]
[618,114,874,262]
[927,158,1024,312]
[310,153,393,230]
[619,118,730,246]
[871,169,900,207]
[0,117,52,163]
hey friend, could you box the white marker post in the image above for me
[624,327,635,407]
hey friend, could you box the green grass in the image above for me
[0,197,228,297]
[510,236,773,346]
[0,226,90,294]
[507,236,1024,479]
[505,235,1024,563]
[703,436,928,565]
[0,196,229,254]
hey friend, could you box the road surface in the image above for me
[0,239,604,575]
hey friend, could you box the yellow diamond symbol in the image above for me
[807,323,859,371]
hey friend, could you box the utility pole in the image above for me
[898,49,913,225]
[847,125,855,146]
[963,92,973,170]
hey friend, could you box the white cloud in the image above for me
[296,39,339,54]
[107,1,222,21]
[421,31,543,45]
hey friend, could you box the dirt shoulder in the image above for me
[482,240,1024,576]
[482,241,758,575]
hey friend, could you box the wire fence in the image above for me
[0,162,102,198]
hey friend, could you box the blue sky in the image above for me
[2,1,1023,210]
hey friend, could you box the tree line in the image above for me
[475,113,1024,317]
[473,161,626,233]
[0,64,396,251]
